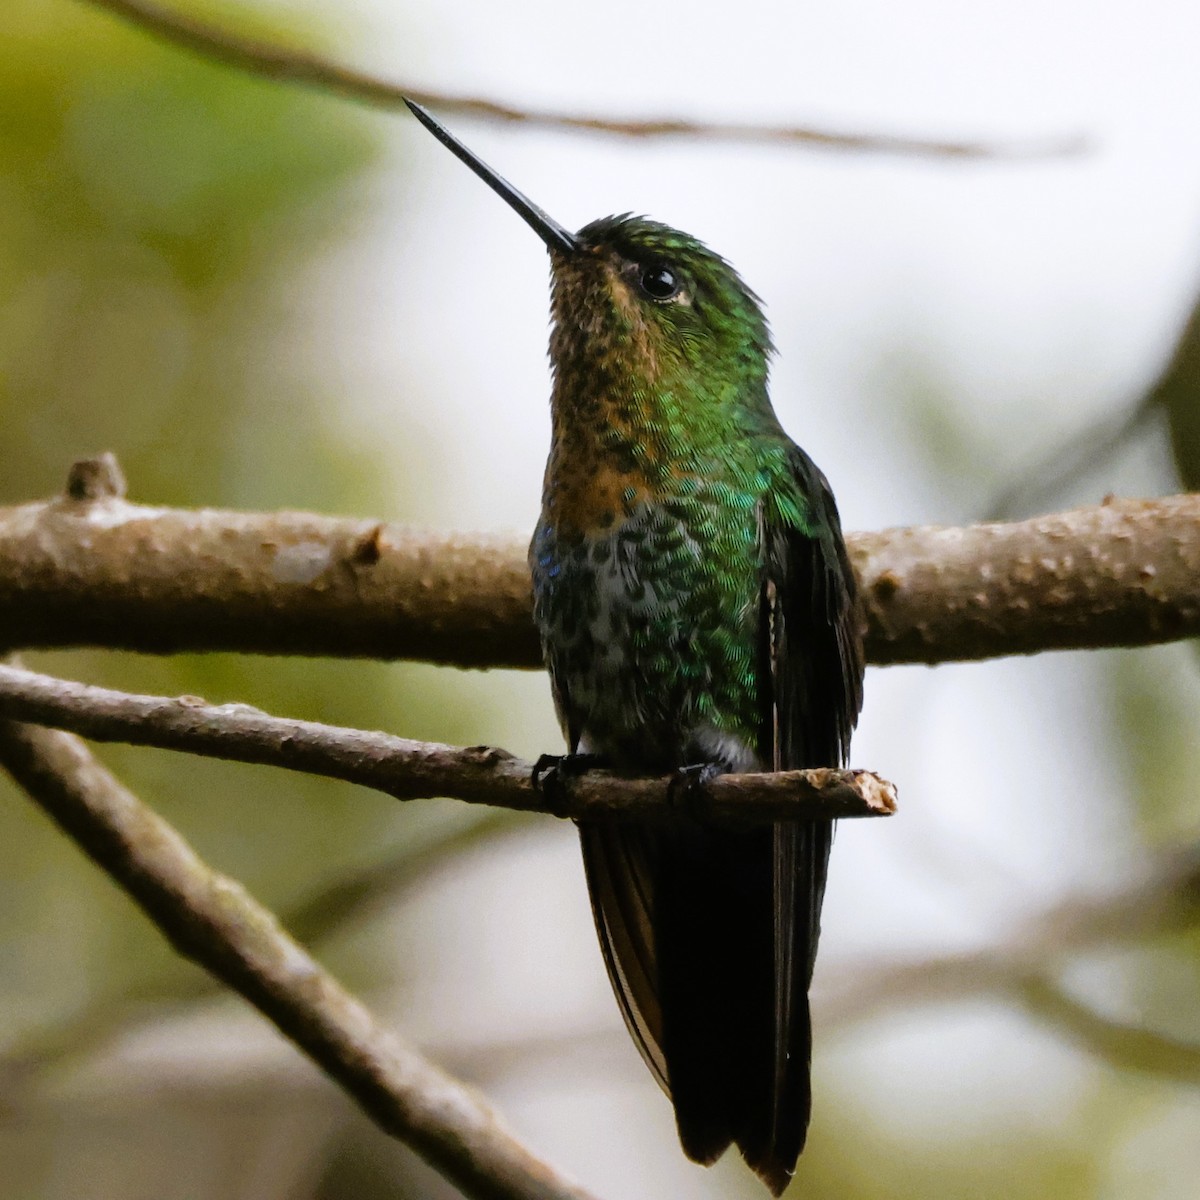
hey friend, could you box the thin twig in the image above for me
[819,845,1200,1031]
[986,273,1200,519]
[0,719,598,1200]
[1013,975,1200,1085]
[0,664,896,822]
[2,481,1198,666]
[282,811,534,942]
[79,0,1086,160]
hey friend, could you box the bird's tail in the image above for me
[580,816,832,1195]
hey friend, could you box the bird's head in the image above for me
[405,101,774,420]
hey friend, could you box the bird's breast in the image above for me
[539,382,706,541]
[529,494,762,768]
[541,452,654,542]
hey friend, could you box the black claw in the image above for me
[531,753,562,790]
[667,761,727,817]
[531,752,607,788]
[531,752,609,814]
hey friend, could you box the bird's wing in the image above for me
[741,445,864,1191]
[578,821,668,1090]
[578,448,864,1196]
[758,446,863,773]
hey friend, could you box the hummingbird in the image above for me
[406,100,864,1195]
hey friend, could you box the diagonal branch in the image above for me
[819,845,1200,1031]
[0,657,534,1101]
[0,664,895,822]
[983,392,1162,521]
[0,718,598,1200]
[813,845,1200,1087]
[1013,974,1200,1085]
[1,478,1197,666]
[0,809,530,1090]
[79,0,1085,159]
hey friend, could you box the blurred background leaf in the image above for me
[0,5,523,1194]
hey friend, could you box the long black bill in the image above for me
[405,100,581,256]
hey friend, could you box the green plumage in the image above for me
[534,215,862,1194]
[406,101,864,1195]
[534,216,839,771]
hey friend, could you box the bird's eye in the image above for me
[638,265,680,300]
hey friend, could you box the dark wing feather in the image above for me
[767,447,864,770]
[739,446,864,1192]
[581,817,781,1168]
[556,671,667,1089]
[578,822,668,1090]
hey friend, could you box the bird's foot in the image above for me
[667,761,728,818]
[531,752,609,813]
[531,752,608,787]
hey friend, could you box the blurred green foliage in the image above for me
[0,0,500,1131]
[0,9,550,1197]
[1,2,376,509]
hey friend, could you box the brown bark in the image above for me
[0,664,895,823]
[1,488,1197,667]
[0,494,538,665]
[853,493,1200,663]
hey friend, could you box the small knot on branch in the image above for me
[66,453,127,502]
[463,744,517,769]
[350,524,385,566]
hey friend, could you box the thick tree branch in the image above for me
[79,0,1084,159]
[0,490,539,665]
[854,493,1200,663]
[0,664,895,822]
[1,484,1197,666]
[0,719,597,1200]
